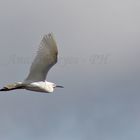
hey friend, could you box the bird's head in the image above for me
[46,82,64,93]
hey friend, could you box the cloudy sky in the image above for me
[0,0,140,139]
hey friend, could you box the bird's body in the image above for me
[0,33,63,93]
[24,81,55,93]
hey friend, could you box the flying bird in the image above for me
[0,33,63,93]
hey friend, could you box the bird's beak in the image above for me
[55,85,64,88]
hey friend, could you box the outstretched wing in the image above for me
[25,33,58,82]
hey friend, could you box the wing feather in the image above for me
[25,33,58,82]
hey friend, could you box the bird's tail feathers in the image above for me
[0,82,24,91]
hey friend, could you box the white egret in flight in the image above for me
[0,33,63,93]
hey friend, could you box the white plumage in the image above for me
[0,33,63,93]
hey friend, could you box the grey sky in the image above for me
[0,0,140,140]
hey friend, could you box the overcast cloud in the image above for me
[0,0,140,140]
